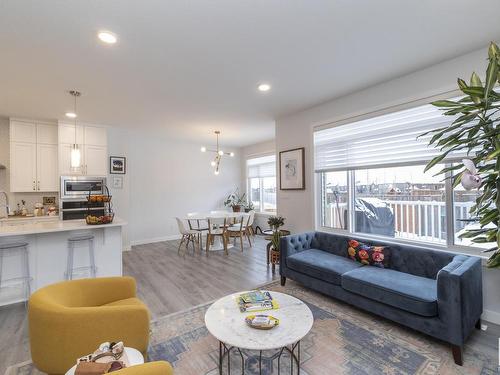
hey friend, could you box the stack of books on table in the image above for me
[237,291,279,313]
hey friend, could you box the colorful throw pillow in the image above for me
[347,239,390,268]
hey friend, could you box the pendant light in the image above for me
[68,90,82,170]
[200,131,234,175]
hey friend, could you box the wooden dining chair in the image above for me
[206,217,228,255]
[226,215,252,251]
[245,210,256,239]
[176,217,200,256]
[187,213,209,249]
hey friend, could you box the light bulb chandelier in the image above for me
[200,130,234,175]
[68,90,82,171]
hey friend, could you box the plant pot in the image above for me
[270,249,280,265]
[232,205,241,212]
[244,208,250,213]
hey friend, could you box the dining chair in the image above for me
[245,210,256,239]
[176,217,200,256]
[187,212,209,249]
[206,217,228,255]
[226,215,252,251]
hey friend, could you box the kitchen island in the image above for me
[0,217,126,306]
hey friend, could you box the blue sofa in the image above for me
[280,231,483,365]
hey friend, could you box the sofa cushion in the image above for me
[287,249,362,285]
[347,239,390,268]
[342,267,437,317]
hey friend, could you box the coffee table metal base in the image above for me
[218,340,301,375]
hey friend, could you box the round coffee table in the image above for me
[205,291,313,374]
[65,347,144,375]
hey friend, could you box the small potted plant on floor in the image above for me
[224,189,247,212]
[267,216,286,266]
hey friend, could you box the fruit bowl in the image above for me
[87,195,112,203]
[85,213,114,225]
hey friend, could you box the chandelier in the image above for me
[201,131,234,175]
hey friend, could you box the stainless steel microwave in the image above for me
[60,176,106,199]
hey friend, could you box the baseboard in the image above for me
[481,309,500,325]
[130,234,181,247]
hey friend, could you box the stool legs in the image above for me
[66,241,75,280]
[89,238,96,278]
[66,237,97,280]
[0,243,31,308]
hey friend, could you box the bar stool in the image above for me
[0,242,31,307]
[66,235,97,280]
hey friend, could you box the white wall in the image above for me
[275,45,500,324]
[107,127,242,248]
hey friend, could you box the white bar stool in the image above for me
[66,235,97,280]
[0,242,31,307]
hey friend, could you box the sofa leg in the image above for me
[475,319,481,329]
[280,276,286,286]
[451,345,463,366]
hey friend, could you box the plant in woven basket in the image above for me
[420,42,500,267]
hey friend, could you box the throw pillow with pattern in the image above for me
[347,239,390,268]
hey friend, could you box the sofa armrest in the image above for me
[437,255,483,345]
[280,232,316,270]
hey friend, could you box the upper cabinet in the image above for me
[9,120,59,192]
[58,122,108,176]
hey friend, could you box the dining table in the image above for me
[186,211,249,251]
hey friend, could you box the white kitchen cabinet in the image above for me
[36,144,59,191]
[10,142,37,192]
[10,120,37,143]
[9,119,59,192]
[58,122,107,177]
[84,126,107,147]
[84,145,107,176]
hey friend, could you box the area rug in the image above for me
[5,280,497,375]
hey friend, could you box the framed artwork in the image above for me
[112,176,123,189]
[110,156,126,174]
[279,147,305,190]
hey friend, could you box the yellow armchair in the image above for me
[114,362,173,375]
[29,277,151,375]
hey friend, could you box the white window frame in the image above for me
[246,153,277,214]
[313,90,488,257]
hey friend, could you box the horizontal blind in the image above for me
[247,155,276,178]
[314,102,466,172]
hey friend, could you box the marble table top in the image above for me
[204,291,313,350]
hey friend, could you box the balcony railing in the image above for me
[323,199,474,244]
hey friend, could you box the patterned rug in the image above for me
[5,280,498,375]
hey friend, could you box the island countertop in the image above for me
[0,217,127,237]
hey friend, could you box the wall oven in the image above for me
[60,176,107,220]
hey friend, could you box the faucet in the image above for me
[0,191,9,218]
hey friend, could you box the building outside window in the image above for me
[314,99,494,251]
[247,155,276,213]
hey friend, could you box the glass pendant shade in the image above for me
[70,144,81,169]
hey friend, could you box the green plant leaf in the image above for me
[470,72,483,87]
[485,57,499,101]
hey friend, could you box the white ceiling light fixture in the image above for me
[98,31,117,44]
[68,90,82,171]
[65,112,77,118]
[200,130,234,175]
[258,83,271,92]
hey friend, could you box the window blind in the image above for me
[247,155,276,178]
[314,102,466,172]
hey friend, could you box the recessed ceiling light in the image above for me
[65,112,77,118]
[258,83,271,92]
[98,31,117,44]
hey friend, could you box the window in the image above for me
[247,155,276,213]
[314,98,492,250]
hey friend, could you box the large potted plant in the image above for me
[223,189,247,212]
[421,42,499,266]
[267,216,286,266]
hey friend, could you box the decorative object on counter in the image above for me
[245,314,280,330]
[34,203,45,217]
[43,196,56,205]
[279,147,305,190]
[21,200,28,216]
[85,185,114,225]
[68,90,82,171]
[112,176,123,189]
[47,205,58,216]
[223,188,246,212]
[200,130,235,175]
[110,156,126,174]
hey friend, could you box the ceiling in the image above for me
[1,1,499,147]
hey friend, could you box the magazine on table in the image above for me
[237,290,279,313]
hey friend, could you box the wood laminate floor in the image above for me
[1,235,499,374]
[0,235,277,373]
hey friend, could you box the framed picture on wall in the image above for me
[279,147,305,190]
[110,156,126,174]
